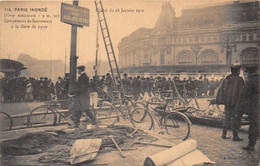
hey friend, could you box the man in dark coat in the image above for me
[242,67,259,151]
[203,75,209,97]
[70,66,96,128]
[197,76,204,97]
[122,73,131,95]
[209,78,216,96]
[217,65,245,141]
[55,77,64,100]
[132,76,141,99]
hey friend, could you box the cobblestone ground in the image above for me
[190,124,259,166]
[189,98,259,166]
[129,97,259,166]
[117,114,259,166]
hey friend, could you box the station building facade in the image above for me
[118,1,259,77]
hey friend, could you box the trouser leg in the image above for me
[231,108,243,141]
[222,106,231,137]
[248,112,259,147]
[73,111,82,127]
[69,95,82,127]
[85,109,96,125]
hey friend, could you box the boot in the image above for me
[85,110,97,125]
[242,145,254,152]
[233,130,243,141]
[221,128,231,139]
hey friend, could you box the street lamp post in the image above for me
[221,33,237,65]
[191,44,202,65]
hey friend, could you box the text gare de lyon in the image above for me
[5,8,48,12]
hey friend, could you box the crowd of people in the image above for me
[86,73,224,100]
[1,73,223,103]
[1,77,55,102]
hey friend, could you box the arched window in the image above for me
[177,50,194,65]
[240,47,259,65]
[199,49,218,64]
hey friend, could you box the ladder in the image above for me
[94,0,125,96]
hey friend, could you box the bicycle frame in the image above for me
[144,100,170,128]
[143,100,192,128]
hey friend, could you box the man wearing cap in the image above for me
[241,67,259,151]
[203,75,209,97]
[217,65,245,141]
[122,73,130,95]
[55,77,64,100]
[70,66,96,128]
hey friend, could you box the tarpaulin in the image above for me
[70,139,102,165]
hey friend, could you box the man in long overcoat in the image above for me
[70,66,96,127]
[216,65,245,141]
[242,67,259,151]
[132,76,141,99]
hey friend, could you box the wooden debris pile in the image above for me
[1,125,158,165]
[186,107,224,119]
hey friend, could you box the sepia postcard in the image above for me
[0,0,259,165]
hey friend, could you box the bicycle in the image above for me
[0,112,13,131]
[95,87,146,126]
[168,81,200,110]
[28,95,75,127]
[131,99,192,140]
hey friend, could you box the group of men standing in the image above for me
[216,65,259,152]
[1,77,55,102]
[121,74,222,99]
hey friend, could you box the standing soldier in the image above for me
[140,77,146,95]
[216,65,245,141]
[242,67,259,151]
[160,77,169,97]
[105,73,113,94]
[122,73,130,95]
[132,76,141,100]
[69,66,96,128]
[143,77,150,96]
[25,82,34,102]
[209,78,216,96]
[197,76,204,97]
[48,79,55,100]
[203,75,209,97]
[55,77,63,100]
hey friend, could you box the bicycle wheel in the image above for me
[95,103,122,125]
[168,97,185,109]
[131,107,153,130]
[29,106,57,127]
[0,112,13,131]
[124,99,146,113]
[164,112,190,140]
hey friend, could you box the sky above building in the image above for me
[0,0,254,65]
